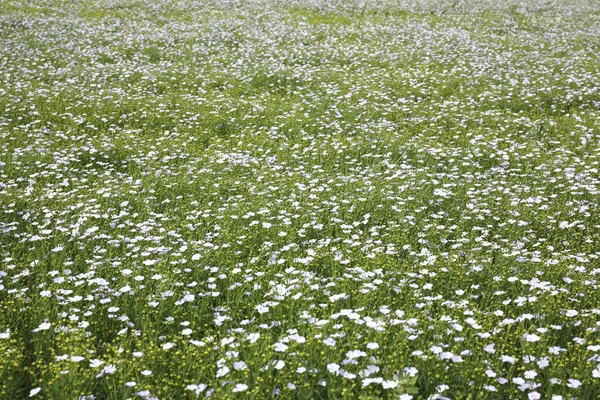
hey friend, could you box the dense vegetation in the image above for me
[1,0,600,398]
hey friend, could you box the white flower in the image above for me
[119,285,131,293]
[233,361,247,371]
[141,370,152,376]
[232,383,248,393]
[513,377,525,385]
[182,294,195,303]
[348,312,361,320]
[216,366,230,377]
[567,379,581,388]
[29,388,41,397]
[256,305,269,314]
[186,384,207,394]
[574,337,586,345]
[382,380,398,389]
[274,360,285,370]
[500,355,516,364]
[162,342,175,350]
[593,364,600,378]
[181,329,192,336]
[565,310,579,317]
[341,370,357,379]
[528,392,541,400]
[537,357,550,369]
[274,342,288,352]
[524,370,538,379]
[437,384,449,392]
[366,342,379,350]
[221,337,235,346]
[433,188,452,197]
[33,322,51,332]
[246,333,260,343]
[96,364,116,378]
[327,363,340,374]
[89,359,104,368]
[346,350,367,359]
[523,333,540,342]
[362,378,383,387]
[289,334,306,344]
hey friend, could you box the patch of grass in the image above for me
[2,0,600,399]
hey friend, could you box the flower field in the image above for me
[1,0,600,398]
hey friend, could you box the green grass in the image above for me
[1,0,600,399]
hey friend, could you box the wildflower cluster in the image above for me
[1,0,600,398]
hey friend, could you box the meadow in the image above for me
[1,0,600,398]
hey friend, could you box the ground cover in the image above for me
[1,0,600,398]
